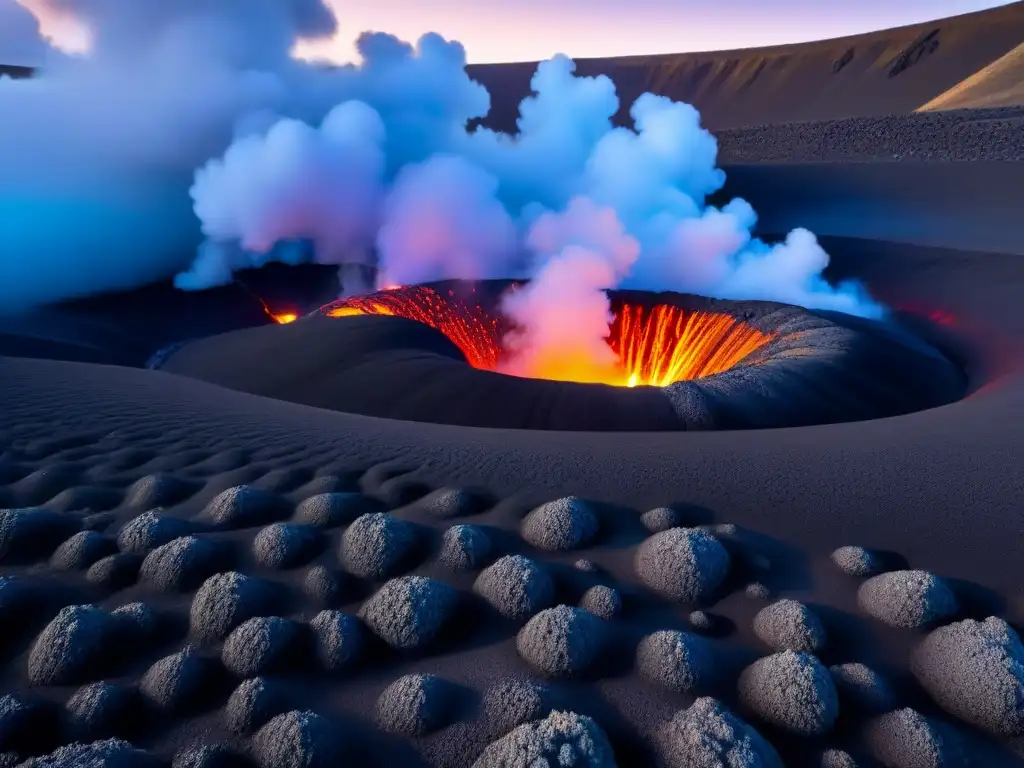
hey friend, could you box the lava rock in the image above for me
[27,604,116,685]
[738,651,839,736]
[225,677,285,735]
[294,493,369,528]
[911,616,1024,737]
[140,647,212,713]
[310,610,363,671]
[110,602,160,640]
[221,617,300,677]
[358,575,458,651]
[474,554,555,621]
[830,663,898,713]
[473,710,615,768]
[574,559,599,573]
[65,682,136,739]
[50,530,116,570]
[190,572,277,643]
[295,475,354,498]
[689,610,716,633]
[203,486,289,529]
[746,582,771,600]
[0,507,80,563]
[18,739,160,767]
[579,585,621,620]
[172,743,246,768]
[85,553,143,589]
[117,510,196,553]
[635,527,731,603]
[376,674,453,736]
[657,697,783,768]
[252,710,342,768]
[483,678,550,735]
[418,487,486,518]
[140,535,222,592]
[753,599,827,653]
[819,748,860,768]
[126,473,196,509]
[863,708,961,768]
[440,524,491,571]
[857,570,958,630]
[521,497,600,551]
[636,630,714,694]
[831,546,884,578]
[253,523,320,569]
[640,507,684,534]
[339,512,418,579]
[302,565,348,607]
[516,605,607,678]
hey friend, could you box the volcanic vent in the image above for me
[322,283,776,388]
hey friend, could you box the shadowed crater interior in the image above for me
[156,279,965,431]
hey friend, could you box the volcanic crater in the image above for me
[156,280,965,431]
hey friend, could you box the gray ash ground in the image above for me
[0,448,1022,768]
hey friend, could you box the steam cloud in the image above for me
[1,0,883,375]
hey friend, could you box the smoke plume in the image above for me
[1,0,883,380]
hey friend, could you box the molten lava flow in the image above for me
[325,285,503,369]
[609,303,775,386]
[324,286,776,387]
[270,311,298,324]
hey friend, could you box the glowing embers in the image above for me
[610,303,775,386]
[325,285,503,370]
[324,285,776,388]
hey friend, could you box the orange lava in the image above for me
[270,311,298,324]
[325,286,776,387]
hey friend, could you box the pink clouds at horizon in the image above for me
[13,0,1018,66]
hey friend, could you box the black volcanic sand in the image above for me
[157,281,964,432]
[2,230,1024,767]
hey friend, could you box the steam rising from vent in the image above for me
[1,0,884,375]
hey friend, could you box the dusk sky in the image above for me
[20,0,1020,64]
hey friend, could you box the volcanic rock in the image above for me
[863,708,962,768]
[293,493,369,527]
[117,510,196,553]
[18,739,160,768]
[635,527,731,602]
[339,512,418,579]
[27,604,116,685]
[85,552,142,589]
[689,610,716,633]
[640,506,684,534]
[225,677,286,735]
[483,678,551,735]
[418,487,486,518]
[221,617,300,677]
[520,497,599,551]
[474,554,555,620]
[440,524,491,571]
[110,601,160,640]
[376,674,453,736]
[831,546,884,578]
[579,585,621,620]
[358,575,458,651]
[50,530,116,570]
[172,743,246,768]
[473,710,615,768]
[309,610,364,671]
[190,572,277,643]
[139,535,222,592]
[636,630,714,694]
[0,507,80,563]
[738,651,839,736]
[516,605,607,678]
[302,565,348,607]
[657,697,784,768]
[253,522,320,569]
[203,485,289,528]
[819,749,860,768]
[857,570,958,630]
[125,473,197,509]
[753,599,827,653]
[252,710,342,768]
[65,682,136,739]
[830,663,898,713]
[140,647,212,713]
[911,616,1024,737]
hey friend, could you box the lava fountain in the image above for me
[323,284,776,387]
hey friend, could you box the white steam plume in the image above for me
[2,0,882,384]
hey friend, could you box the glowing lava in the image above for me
[324,285,776,387]
[270,311,298,324]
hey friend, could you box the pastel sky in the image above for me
[23,0,1019,64]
